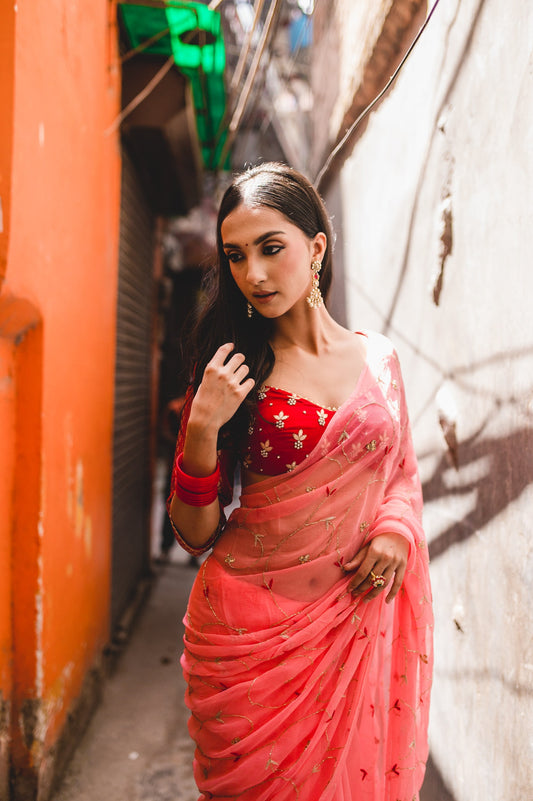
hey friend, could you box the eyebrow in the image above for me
[223,230,286,249]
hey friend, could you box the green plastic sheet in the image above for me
[119,1,228,170]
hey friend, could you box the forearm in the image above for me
[168,416,223,550]
[168,492,223,550]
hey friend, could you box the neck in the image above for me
[270,304,340,355]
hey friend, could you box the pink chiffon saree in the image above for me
[181,332,433,801]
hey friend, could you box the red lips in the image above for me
[252,291,277,302]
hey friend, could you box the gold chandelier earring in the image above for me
[247,302,253,318]
[306,260,323,309]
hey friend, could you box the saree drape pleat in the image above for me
[181,333,433,800]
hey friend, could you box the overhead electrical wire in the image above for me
[107,4,203,135]
[314,0,444,189]
[217,0,283,169]
[106,54,176,134]
[228,0,267,101]
[121,25,171,63]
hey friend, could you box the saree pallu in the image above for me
[181,333,433,801]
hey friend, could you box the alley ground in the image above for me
[52,553,199,801]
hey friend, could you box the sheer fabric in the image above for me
[180,332,433,800]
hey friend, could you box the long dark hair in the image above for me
[187,162,334,446]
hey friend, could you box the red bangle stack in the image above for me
[175,453,220,507]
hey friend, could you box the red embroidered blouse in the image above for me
[242,386,337,476]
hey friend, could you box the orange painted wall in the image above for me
[0,0,14,285]
[0,0,122,786]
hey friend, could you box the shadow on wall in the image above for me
[421,753,457,801]
[422,424,533,561]
[419,393,533,800]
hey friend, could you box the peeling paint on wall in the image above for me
[84,516,93,559]
[75,458,84,539]
[65,412,74,521]
[432,194,453,306]
[35,551,44,699]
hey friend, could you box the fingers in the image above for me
[385,561,406,604]
[197,345,255,429]
[343,546,368,573]
[345,533,408,603]
[211,344,252,382]
[347,554,387,595]
[211,342,234,364]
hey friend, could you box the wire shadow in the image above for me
[424,426,533,560]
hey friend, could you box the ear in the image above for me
[311,232,327,262]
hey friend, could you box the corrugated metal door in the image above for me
[111,149,155,628]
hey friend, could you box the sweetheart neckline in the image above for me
[260,385,339,412]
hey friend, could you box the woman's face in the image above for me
[221,203,326,319]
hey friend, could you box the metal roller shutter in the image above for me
[111,149,155,628]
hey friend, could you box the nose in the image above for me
[244,254,267,286]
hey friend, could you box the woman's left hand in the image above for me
[343,533,409,604]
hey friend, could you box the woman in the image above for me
[168,162,433,801]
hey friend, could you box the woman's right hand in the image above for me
[170,344,255,548]
[188,343,255,435]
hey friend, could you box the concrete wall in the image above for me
[0,1,121,796]
[314,1,533,798]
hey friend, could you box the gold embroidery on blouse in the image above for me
[299,554,311,563]
[293,429,307,449]
[317,408,328,426]
[286,461,297,471]
[273,411,289,428]
[224,553,235,566]
[366,439,377,451]
[260,440,273,457]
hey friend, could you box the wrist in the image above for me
[186,411,220,442]
[174,453,220,506]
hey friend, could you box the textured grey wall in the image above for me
[315,0,533,798]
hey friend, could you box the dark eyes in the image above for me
[225,252,243,263]
[225,244,284,263]
[264,244,283,256]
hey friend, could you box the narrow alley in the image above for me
[2,2,532,800]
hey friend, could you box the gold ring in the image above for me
[370,570,386,589]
